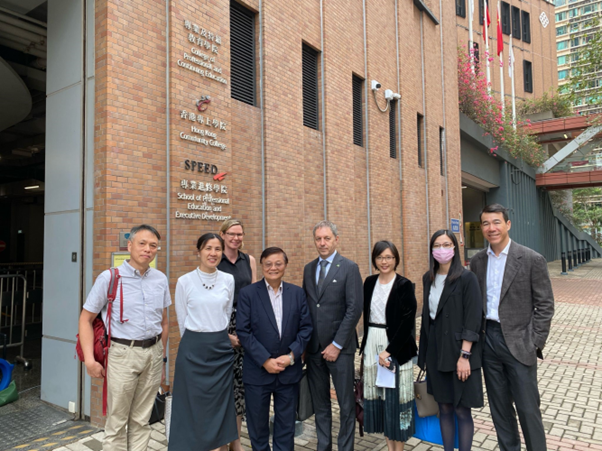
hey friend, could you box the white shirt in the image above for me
[315,250,337,284]
[429,274,447,320]
[265,280,284,337]
[175,269,234,336]
[83,260,171,340]
[486,239,512,322]
[369,278,394,325]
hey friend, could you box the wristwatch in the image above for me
[163,357,168,364]
[288,352,295,366]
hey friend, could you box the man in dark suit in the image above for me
[302,220,363,451]
[237,247,313,451]
[470,204,554,451]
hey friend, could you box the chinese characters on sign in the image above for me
[177,20,227,84]
[179,108,228,150]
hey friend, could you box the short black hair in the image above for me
[428,230,463,283]
[260,247,289,264]
[129,224,161,241]
[371,240,400,270]
[480,203,509,222]
[196,233,224,250]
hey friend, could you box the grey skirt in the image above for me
[168,329,238,451]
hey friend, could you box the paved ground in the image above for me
[9,258,601,451]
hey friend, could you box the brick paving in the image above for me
[46,259,602,451]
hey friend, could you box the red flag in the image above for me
[497,4,504,55]
[483,0,491,38]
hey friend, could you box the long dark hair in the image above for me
[428,229,463,283]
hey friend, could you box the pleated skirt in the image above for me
[168,329,238,451]
[363,326,415,442]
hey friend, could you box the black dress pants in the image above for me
[483,321,547,451]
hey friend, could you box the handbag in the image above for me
[149,386,169,424]
[354,356,364,437]
[413,403,459,447]
[297,369,314,421]
[414,369,439,418]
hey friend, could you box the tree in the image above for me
[573,188,602,245]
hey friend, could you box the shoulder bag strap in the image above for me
[103,267,120,416]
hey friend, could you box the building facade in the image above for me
[0,0,463,425]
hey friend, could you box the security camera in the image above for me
[384,89,394,100]
[393,93,401,100]
[371,80,381,91]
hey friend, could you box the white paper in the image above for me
[375,355,396,389]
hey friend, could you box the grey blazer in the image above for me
[470,241,554,366]
[302,252,363,355]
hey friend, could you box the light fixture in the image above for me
[563,133,568,139]
[24,185,40,190]
[462,186,468,189]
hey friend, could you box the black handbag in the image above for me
[149,388,169,424]
[297,368,314,421]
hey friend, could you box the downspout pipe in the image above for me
[165,0,171,383]
[394,0,404,275]
[439,0,449,225]
[362,0,372,275]
[259,0,266,249]
[420,13,430,251]
[320,0,327,220]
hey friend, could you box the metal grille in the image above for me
[501,2,510,35]
[524,60,533,93]
[230,1,255,106]
[456,0,466,18]
[522,11,531,43]
[512,6,521,39]
[439,127,445,175]
[417,114,423,167]
[389,101,396,159]
[302,44,319,130]
[353,75,363,146]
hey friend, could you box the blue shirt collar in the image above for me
[319,250,337,265]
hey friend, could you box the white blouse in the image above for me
[369,278,395,325]
[175,268,235,336]
[429,274,447,320]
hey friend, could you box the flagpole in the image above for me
[469,0,474,73]
[484,0,491,94]
[498,1,504,114]
[510,34,516,129]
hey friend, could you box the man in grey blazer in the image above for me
[302,220,363,451]
[470,204,554,451]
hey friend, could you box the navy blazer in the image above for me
[237,280,313,386]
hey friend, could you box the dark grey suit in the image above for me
[302,252,363,451]
[471,240,554,451]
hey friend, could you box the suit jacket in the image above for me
[302,252,363,355]
[417,269,484,372]
[470,240,555,366]
[359,274,417,365]
[236,280,313,386]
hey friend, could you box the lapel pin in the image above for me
[333,280,337,283]
[337,264,340,267]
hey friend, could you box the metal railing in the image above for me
[0,274,29,367]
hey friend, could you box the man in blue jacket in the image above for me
[237,247,313,451]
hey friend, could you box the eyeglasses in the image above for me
[262,262,285,269]
[375,256,395,262]
[433,243,455,249]
[225,232,244,238]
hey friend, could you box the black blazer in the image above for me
[359,274,417,366]
[417,269,483,372]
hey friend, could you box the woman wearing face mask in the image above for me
[417,230,483,451]
[169,233,237,451]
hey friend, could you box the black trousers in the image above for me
[307,352,355,451]
[483,321,547,451]
[245,379,299,451]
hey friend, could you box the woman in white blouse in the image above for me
[169,233,237,451]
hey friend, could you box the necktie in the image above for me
[317,260,328,295]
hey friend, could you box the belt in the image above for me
[368,322,387,329]
[112,334,162,349]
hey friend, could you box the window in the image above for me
[521,11,530,43]
[230,1,256,106]
[352,75,363,147]
[417,114,424,167]
[582,4,594,14]
[558,56,567,66]
[571,36,580,47]
[501,2,511,35]
[456,0,466,17]
[555,12,567,22]
[558,69,568,80]
[570,23,579,32]
[524,60,533,93]
[302,44,319,130]
[389,101,397,159]
[439,127,445,176]
[511,6,521,39]
[557,40,568,50]
[479,0,488,25]
[571,53,580,62]
[555,0,566,5]
[470,41,480,65]
[556,26,567,36]
[568,8,578,18]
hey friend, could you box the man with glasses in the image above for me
[236,247,312,451]
[303,220,363,451]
